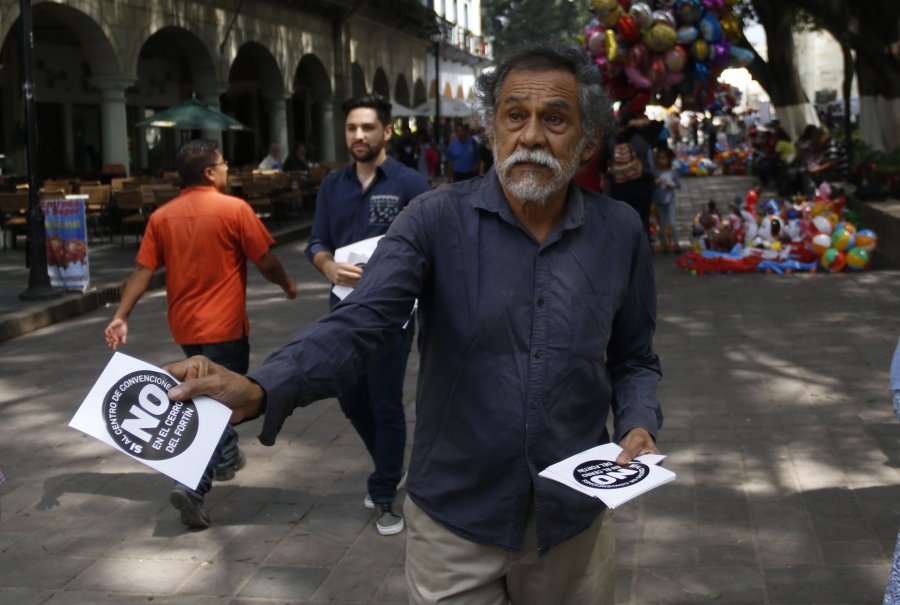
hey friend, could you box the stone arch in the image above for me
[293,53,335,162]
[0,1,120,77]
[372,68,390,98]
[413,79,427,107]
[394,74,411,107]
[351,62,367,98]
[443,82,453,98]
[457,85,465,99]
[0,2,122,177]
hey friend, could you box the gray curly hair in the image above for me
[473,42,613,148]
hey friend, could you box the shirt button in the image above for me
[537,298,545,307]
[530,402,538,409]
[534,350,543,359]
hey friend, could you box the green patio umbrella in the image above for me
[135,98,252,131]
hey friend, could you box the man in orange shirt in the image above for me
[104,138,297,529]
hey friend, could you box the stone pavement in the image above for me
[2,175,900,604]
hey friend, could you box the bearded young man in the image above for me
[305,94,430,535]
[165,44,663,604]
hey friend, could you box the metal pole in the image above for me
[434,39,442,175]
[18,0,59,300]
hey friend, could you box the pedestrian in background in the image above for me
[258,143,282,171]
[103,138,297,529]
[445,123,480,182]
[653,147,681,253]
[282,141,309,172]
[885,337,900,604]
[165,42,662,604]
[305,94,430,536]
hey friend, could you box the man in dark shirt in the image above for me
[305,94,430,536]
[165,43,663,604]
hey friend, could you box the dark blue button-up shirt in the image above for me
[305,156,431,266]
[250,169,663,554]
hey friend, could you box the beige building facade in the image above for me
[0,0,487,179]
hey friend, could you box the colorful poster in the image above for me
[69,352,232,490]
[41,195,90,292]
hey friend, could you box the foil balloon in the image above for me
[629,2,653,30]
[730,46,754,68]
[587,28,608,54]
[712,40,731,69]
[644,22,678,52]
[617,15,642,44]
[650,9,677,29]
[606,29,625,62]
[662,71,685,86]
[691,39,709,61]
[598,3,624,26]
[629,42,651,69]
[650,58,667,85]
[677,0,702,24]
[624,65,653,89]
[699,14,723,42]
[676,25,699,45]
[694,60,710,82]
[591,0,618,12]
[702,0,725,12]
[719,13,741,42]
[663,45,688,72]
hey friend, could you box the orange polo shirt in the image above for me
[136,186,275,345]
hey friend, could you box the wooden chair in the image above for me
[113,189,147,248]
[39,189,67,201]
[0,192,29,250]
[241,180,274,220]
[153,188,180,208]
[80,184,112,244]
[43,179,73,195]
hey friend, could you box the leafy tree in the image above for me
[482,0,591,56]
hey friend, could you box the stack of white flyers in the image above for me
[539,442,676,509]
[69,352,232,490]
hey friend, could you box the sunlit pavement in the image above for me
[1,176,898,604]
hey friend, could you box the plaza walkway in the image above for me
[1,175,899,604]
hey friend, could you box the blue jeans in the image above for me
[177,336,249,497]
[339,323,414,504]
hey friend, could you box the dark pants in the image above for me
[178,336,249,497]
[609,175,656,243]
[339,323,414,504]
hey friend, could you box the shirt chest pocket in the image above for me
[370,195,401,226]
[569,293,615,361]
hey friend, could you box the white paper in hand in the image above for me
[332,235,383,300]
[539,443,675,509]
[69,352,232,490]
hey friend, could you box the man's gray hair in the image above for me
[473,42,614,147]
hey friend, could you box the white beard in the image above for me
[494,143,585,205]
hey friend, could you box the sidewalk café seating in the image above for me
[43,179,73,195]
[111,177,141,191]
[241,179,276,221]
[0,192,28,250]
[152,187,180,208]
[79,184,112,244]
[39,189,68,201]
[113,189,147,248]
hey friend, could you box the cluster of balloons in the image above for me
[685,184,879,274]
[673,152,718,176]
[581,0,754,114]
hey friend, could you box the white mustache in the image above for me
[499,148,561,172]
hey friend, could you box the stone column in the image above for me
[197,86,228,148]
[263,92,289,164]
[89,76,136,176]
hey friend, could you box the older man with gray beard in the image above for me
[164,42,663,605]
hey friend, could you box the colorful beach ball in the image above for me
[811,215,833,235]
[845,247,871,271]
[855,229,878,253]
[831,227,856,252]
[810,233,832,256]
[820,248,847,272]
[834,221,857,235]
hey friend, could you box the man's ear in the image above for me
[383,123,393,142]
[581,139,598,163]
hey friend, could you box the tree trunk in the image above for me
[780,0,900,150]
[747,0,818,137]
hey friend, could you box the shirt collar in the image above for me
[343,155,397,184]
[473,167,585,233]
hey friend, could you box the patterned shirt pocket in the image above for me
[370,195,401,226]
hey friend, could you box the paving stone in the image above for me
[237,566,330,600]
[765,565,890,603]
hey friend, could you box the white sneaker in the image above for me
[364,472,408,510]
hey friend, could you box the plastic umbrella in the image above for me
[412,97,474,118]
[135,98,252,131]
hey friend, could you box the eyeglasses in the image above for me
[206,160,228,169]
